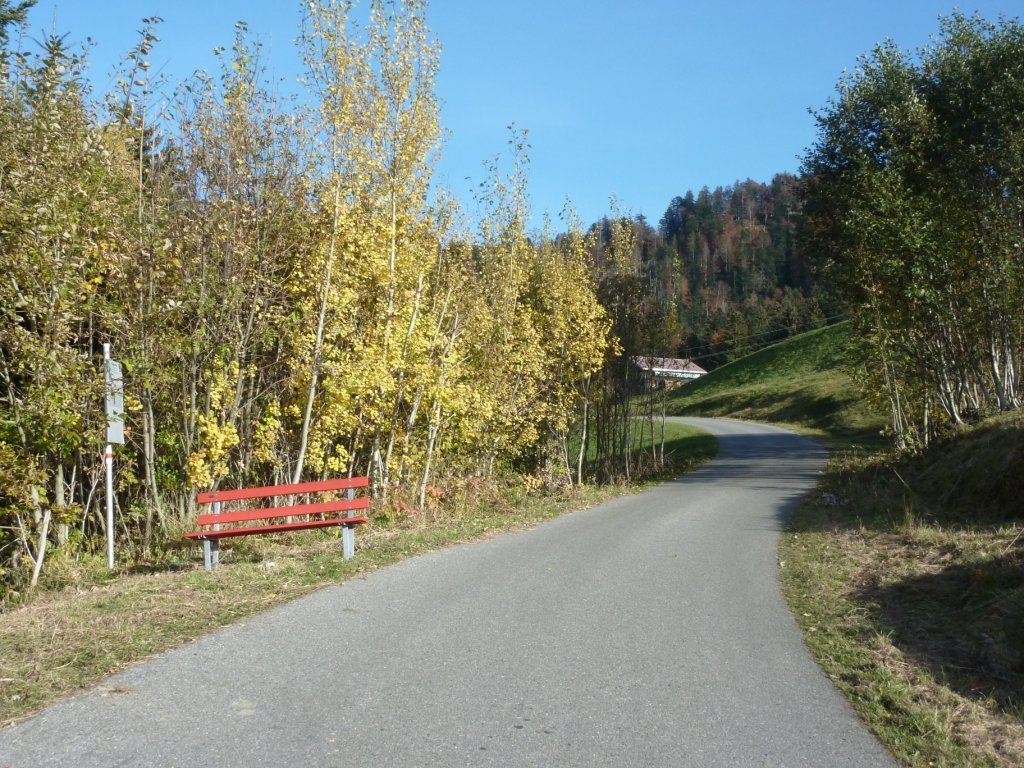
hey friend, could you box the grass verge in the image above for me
[780,414,1024,767]
[0,422,716,728]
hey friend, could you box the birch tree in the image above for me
[802,12,1024,447]
[297,0,441,495]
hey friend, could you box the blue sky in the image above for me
[24,0,1024,230]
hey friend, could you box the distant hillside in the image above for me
[665,322,885,443]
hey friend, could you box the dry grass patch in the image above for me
[0,547,349,727]
[782,439,1024,767]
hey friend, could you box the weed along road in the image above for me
[0,418,896,768]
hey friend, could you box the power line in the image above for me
[680,314,849,363]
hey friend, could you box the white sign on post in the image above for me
[104,358,125,445]
[103,344,123,570]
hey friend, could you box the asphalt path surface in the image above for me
[0,418,897,767]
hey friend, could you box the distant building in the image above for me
[631,356,707,385]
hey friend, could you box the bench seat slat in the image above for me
[195,497,369,526]
[198,476,369,504]
[184,516,368,541]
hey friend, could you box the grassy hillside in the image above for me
[666,322,885,443]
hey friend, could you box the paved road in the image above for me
[0,418,896,767]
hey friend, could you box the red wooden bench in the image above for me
[185,477,370,570]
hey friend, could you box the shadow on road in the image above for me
[663,428,826,532]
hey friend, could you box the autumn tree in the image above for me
[296,0,442,499]
[0,34,118,582]
[0,1,638,589]
[802,12,1024,448]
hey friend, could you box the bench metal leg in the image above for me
[202,539,220,571]
[342,487,356,559]
[342,526,355,559]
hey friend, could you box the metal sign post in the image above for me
[103,344,125,570]
[105,442,113,569]
[343,487,356,559]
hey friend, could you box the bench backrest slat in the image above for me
[197,497,370,527]
[197,476,369,505]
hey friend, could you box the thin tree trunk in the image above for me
[576,375,590,486]
[293,182,341,484]
[623,367,632,481]
[28,474,49,587]
[383,272,424,486]
[142,396,165,546]
[55,462,68,546]
[419,404,441,510]
[660,385,667,467]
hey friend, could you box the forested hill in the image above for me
[584,175,840,371]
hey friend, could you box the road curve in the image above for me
[0,418,896,767]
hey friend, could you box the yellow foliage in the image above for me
[251,402,282,466]
[187,416,240,488]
